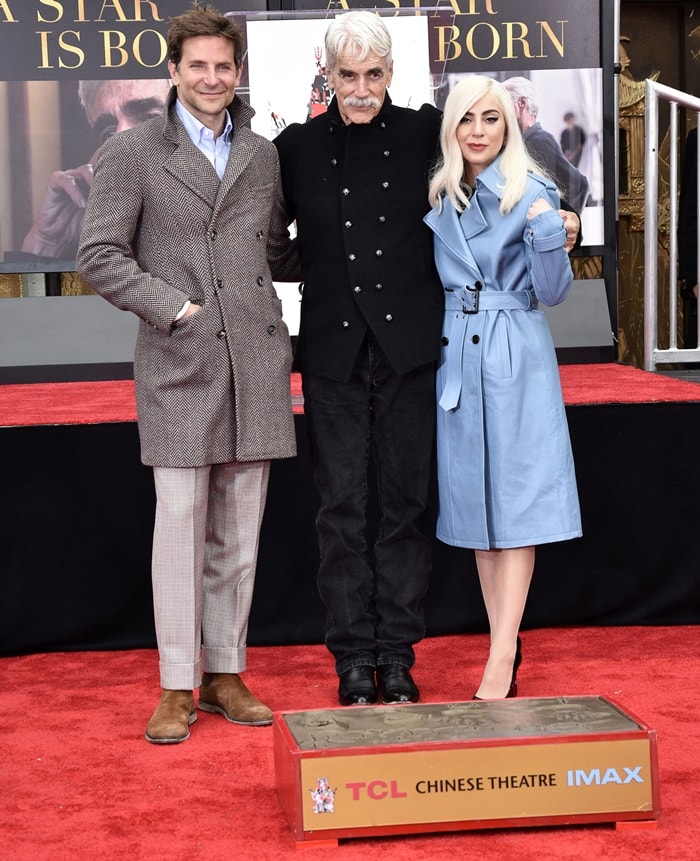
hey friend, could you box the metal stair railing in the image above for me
[644,79,700,370]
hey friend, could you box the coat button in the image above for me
[348,253,356,261]
[267,324,276,334]
[217,330,226,339]
[472,335,480,344]
[256,230,264,240]
[382,181,389,189]
[331,158,338,166]
[342,187,350,195]
[208,228,217,240]
[375,283,383,290]
[442,336,449,346]
[383,150,390,157]
[385,314,393,322]
[354,285,362,293]
[375,249,383,257]
[378,215,386,223]
[342,321,350,328]
[257,276,264,285]
[345,220,352,228]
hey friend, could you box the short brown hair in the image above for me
[167,2,244,70]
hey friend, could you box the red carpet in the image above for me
[558,363,700,405]
[1,364,700,428]
[1,627,698,860]
[0,375,304,427]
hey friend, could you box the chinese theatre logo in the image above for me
[310,777,336,814]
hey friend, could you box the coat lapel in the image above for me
[424,158,508,285]
[216,96,264,215]
[425,201,484,284]
[215,126,261,213]
[163,121,220,211]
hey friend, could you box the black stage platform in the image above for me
[2,399,699,658]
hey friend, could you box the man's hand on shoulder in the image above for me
[558,209,580,253]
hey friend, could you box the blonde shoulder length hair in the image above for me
[428,75,547,215]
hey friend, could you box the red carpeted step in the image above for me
[1,365,700,427]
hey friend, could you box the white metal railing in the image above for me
[644,79,700,370]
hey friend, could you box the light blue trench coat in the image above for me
[424,158,582,549]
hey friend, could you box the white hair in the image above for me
[501,76,540,118]
[324,11,392,71]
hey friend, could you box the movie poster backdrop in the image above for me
[0,0,605,274]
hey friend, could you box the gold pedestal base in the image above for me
[274,696,659,844]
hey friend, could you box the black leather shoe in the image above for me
[378,665,420,704]
[338,666,378,706]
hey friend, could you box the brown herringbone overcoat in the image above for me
[78,89,299,467]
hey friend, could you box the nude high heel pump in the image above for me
[474,636,522,700]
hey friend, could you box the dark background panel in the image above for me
[2,403,699,658]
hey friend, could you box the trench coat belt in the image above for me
[439,289,536,411]
[443,288,537,314]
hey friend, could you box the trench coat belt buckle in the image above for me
[448,288,537,314]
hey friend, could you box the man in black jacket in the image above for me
[275,11,441,706]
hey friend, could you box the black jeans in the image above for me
[302,336,436,676]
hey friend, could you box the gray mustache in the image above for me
[343,96,381,109]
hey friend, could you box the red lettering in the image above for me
[345,781,366,801]
[367,780,388,800]
[346,778,408,800]
[390,780,407,798]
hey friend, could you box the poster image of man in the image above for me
[561,111,587,167]
[502,75,590,215]
[1,78,170,267]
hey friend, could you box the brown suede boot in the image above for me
[198,673,273,726]
[145,689,196,744]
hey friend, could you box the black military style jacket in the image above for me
[275,95,444,382]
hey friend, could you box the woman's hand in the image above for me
[527,199,580,253]
[526,198,554,220]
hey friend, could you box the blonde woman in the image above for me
[425,76,582,700]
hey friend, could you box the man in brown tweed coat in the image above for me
[77,4,299,744]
